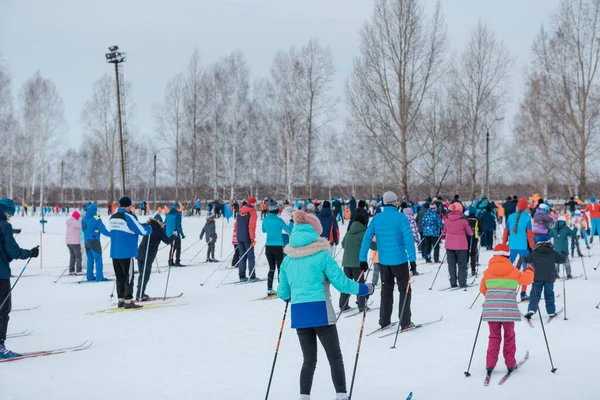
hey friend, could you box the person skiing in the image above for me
[503,198,534,301]
[518,235,566,319]
[195,199,202,216]
[402,207,421,275]
[199,212,218,263]
[236,197,258,280]
[349,196,357,214]
[0,198,38,359]
[317,201,339,255]
[136,214,177,301]
[532,203,553,242]
[359,191,417,331]
[444,203,473,288]
[549,216,576,279]
[340,214,369,312]
[166,202,185,267]
[585,197,600,243]
[277,210,373,400]
[109,197,152,309]
[333,197,344,225]
[66,210,82,275]
[422,203,443,263]
[480,243,534,377]
[480,205,496,250]
[262,202,291,296]
[570,210,590,256]
[81,204,110,281]
[466,207,482,276]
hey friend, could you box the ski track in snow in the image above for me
[3,214,600,399]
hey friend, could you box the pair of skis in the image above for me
[484,351,529,385]
[88,300,189,315]
[365,315,444,338]
[0,340,93,363]
[524,307,564,328]
[7,329,34,339]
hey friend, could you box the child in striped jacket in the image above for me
[479,244,534,375]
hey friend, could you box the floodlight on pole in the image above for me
[105,45,127,197]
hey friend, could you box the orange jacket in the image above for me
[480,255,534,296]
[585,203,600,219]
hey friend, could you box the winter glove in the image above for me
[12,228,21,234]
[525,265,534,274]
[360,261,369,272]
[181,236,185,240]
[209,237,213,242]
[587,229,591,236]
[29,246,39,258]
[251,241,256,247]
[366,283,375,296]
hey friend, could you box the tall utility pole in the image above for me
[154,153,157,212]
[484,117,505,197]
[60,160,64,204]
[105,46,127,197]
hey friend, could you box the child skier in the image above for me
[402,208,421,274]
[518,235,566,319]
[339,214,369,312]
[82,204,110,282]
[277,211,374,400]
[480,244,534,376]
[199,212,218,263]
[262,202,291,296]
[570,210,590,256]
[467,207,482,276]
[549,216,576,279]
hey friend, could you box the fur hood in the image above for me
[284,237,331,259]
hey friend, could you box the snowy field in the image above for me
[2,213,599,399]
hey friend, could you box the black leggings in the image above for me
[0,279,11,345]
[297,325,346,395]
[113,258,134,300]
[265,246,284,290]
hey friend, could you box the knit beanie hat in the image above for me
[247,197,257,205]
[293,210,323,235]
[358,200,366,208]
[493,244,510,257]
[153,214,163,223]
[354,214,367,227]
[429,203,437,211]
[119,196,132,207]
[383,191,398,205]
[322,200,331,209]
[306,203,316,212]
[536,234,550,243]
[0,198,16,216]
[449,203,463,213]
[517,198,528,211]
[72,211,81,220]
[591,197,597,204]
[558,216,567,223]
[269,201,279,213]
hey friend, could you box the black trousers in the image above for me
[207,242,216,259]
[113,258,134,300]
[468,237,479,272]
[170,238,181,264]
[137,248,158,299]
[447,250,468,287]
[232,244,240,267]
[423,236,440,262]
[339,268,366,310]
[265,246,284,290]
[297,325,346,395]
[380,263,412,329]
[0,279,11,345]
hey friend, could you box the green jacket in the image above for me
[342,221,366,268]
[549,221,576,255]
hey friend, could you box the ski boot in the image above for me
[567,274,573,279]
[548,312,558,318]
[335,394,349,400]
[137,294,150,302]
[524,311,535,320]
[118,299,125,308]
[124,301,143,309]
[267,289,277,297]
[507,365,517,374]
[211,258,219,263]
[205,258,211,263]
[0,344,20,359]
[520,292,529,301]
[486,367,493,375]
[175,262,186,267]
[239,275,247,282]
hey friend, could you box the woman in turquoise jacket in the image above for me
[262,201,291,296]
[278,211,373,400]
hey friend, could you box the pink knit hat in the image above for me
[293,210,323,235]
[448,203,463,213]
[72,211,81,220]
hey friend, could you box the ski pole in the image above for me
[594,259,600,271]
[580,256,588,280]
[596,299,600,309]
[200,248,235,286]
[163,258,173,301]
[463,312,483,377]
[428,252,447,290]
[336,267,369,322]
[563,266,568,321]
[155,258,161,274]
[243,245,266,289]
[189,242,209,263]
[264,300,289,400]
[0,255,35,311]
[181,239,201,256]
[468,292,481,309]
[531,284,558,373]
[348,277,374,399]
[138,237,151,300]
[217,245,254,288]
[53,266,70,284]
[110,280,116,299]
[390,272,412,349]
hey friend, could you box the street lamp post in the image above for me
[153,147,172,211]
[485,117,505,196]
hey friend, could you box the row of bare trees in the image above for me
[0,0,598,205]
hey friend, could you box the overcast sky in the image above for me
[0,0,561,148]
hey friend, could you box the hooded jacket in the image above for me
[549,221,576,255]
[165,206,184,238]
[359,205,416,266]
[277,223,369,329]
[422,209,444,237]
[348,207,370,229]
[66,217,82,245]
[236,204,257,242]
[443,211,473,251]
[504,210,534,251]
[109,208,152,259]
[480,209,497,232]
[402,208,420,244]
[520,242,566,283]
[532,209,553,235]
[317,207,339,245]
[200,217,218,243]
[82,204,110,252]
[480,255,534,322]
[0,213,31,279]
[261,213,291,246]
[341,220,366,268]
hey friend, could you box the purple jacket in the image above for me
[443,211,473,251]
[532,209,553,235]
[402,208,420,244]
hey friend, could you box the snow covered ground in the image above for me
[2,213,599,399]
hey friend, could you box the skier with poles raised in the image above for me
[359,191,417,331]
[136,214,177,301]
[82,204,110,282]
[276,210,373,400]
[0,198,39,359]
[109,197,152,309]
[479,244,534,379]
